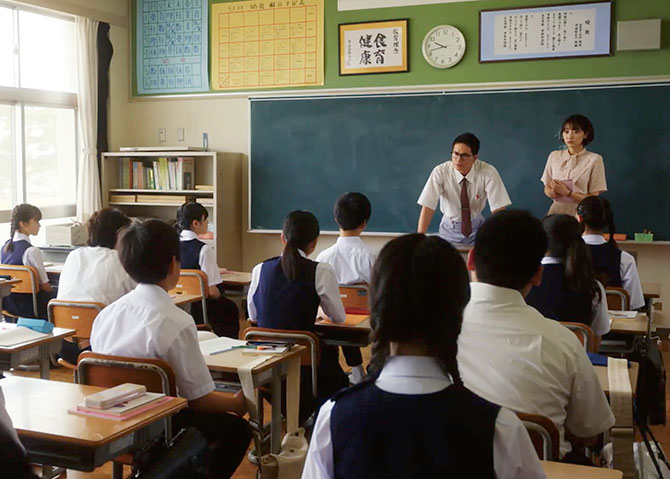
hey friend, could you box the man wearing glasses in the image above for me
[417,133,511,244]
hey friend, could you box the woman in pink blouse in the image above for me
[541,114,607,216]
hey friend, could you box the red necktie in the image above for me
[460,178,472,237]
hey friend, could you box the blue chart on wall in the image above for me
[137,0,209,94]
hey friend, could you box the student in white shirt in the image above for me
[0,204,53,319]
[0,385,34,479]
[316,192,376,383]
[248,210,348,422]
[417,133,511,244]
[177,202,240,338]
[90,219,251,478]
[303,234,544,479]
[57,208,137,364]
[458,210,615,460]
[525,214,610,342]
[577,196,644,309]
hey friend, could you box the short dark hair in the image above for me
[176,202,208,232]
[452,132,480,155]
[334,192,371,231]
[473,210,547,290]
[368,234,470,384]
[118,219,181,284]
[87,208,131,249]
[561,114,595,146]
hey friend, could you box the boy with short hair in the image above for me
[457,210,614,459]
[90,219,251,478]
[316,192,375,383]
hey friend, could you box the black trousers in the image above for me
[59,340,91,365]
[342,346,363,367]
[191,294,240,339]
[173,409,252,479]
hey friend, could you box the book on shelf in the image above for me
[135,194,188,204]
[110,194,137,203]
[197,198,214,206]
[118,157,197,192]
[195,184,213,191]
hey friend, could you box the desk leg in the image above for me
[38,345,50,380]
[270,366,282,454]
[285,355,300,434]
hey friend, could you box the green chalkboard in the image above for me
[250,83,670,238]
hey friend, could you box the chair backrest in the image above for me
[515,411,560,461]
[76,351,177,397]
[339,284,370,314]
[562,322,597,353]
[242,327,320,397]
[171,269,208,322]
[47,300,105,340]
[0,264,39,316]
[606,287,630,311]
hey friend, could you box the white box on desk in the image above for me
[45,223,87,246]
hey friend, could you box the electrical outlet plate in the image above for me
[177,128,185,141]
[159,128,166,142]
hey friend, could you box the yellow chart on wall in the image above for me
[211,0,324,90]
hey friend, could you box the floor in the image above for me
[9,339,670,478]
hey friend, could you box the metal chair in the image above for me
[515,411,560,461]
[77,351,177,479]
[562,322,597,353]
[0,264,40,318]
[170,269,209,324]
[606,287,630,311]
[47,299,105,373]
[338,284,369,314]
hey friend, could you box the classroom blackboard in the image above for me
[250,83,670,238]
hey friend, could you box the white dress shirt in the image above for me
[540,257,610,336]
[302,355,545,479]
[0,385,23,452]
[90,283,215,401]
[582,234,644,310]
[458,283,615,456]
[57,246,136,305]
[417,160,511,221]
[247,250,346,324]
[11,232,48,284]
[315,236,376,285]
[179,230,223,287]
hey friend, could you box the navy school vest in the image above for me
[180,238,206,270]
[525,263,593,325]
[330,380,499,479]
[252,256,320,332]
[588,243,622,287]
[1,239,37,318]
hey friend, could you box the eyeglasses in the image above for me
[451,151,473,159]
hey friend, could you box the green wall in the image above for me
[133,0,670,96]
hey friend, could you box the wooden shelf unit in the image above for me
[101,151,224,261]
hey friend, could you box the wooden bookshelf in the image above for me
[101,150,224,262]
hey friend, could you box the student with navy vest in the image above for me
[1,204,53,319]
[176,202,240,338]
[577,196,644,310]
[303,234,544,479]
[526,214,610,339]
[248,210,349,422]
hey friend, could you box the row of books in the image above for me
[119,157,195,190]
[110,194,214,206]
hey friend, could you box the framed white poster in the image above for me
[479,1,612,63]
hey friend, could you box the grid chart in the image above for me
[137,0,209,94]
[211,0,324,90]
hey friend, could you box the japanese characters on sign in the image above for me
[340,20,408,75]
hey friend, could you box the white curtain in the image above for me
[75,16,102,222]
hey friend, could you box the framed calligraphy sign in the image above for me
[479,1,612,63]
[339,19,409,75]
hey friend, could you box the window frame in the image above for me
[0,1,78,223]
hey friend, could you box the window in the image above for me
[0,3,78,222]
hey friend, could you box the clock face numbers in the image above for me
[423,26,465,69]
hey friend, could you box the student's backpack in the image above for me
[131,428,209,479]
[630,337,666,425]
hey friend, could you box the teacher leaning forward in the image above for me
[417,132,511,244]
[542,114,607,216]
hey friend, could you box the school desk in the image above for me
[203,344,304,454]
[0,326,74,379]
[1,376,186,474]
[170,292,203,307]
[609,312,649,335]
[642,282,661,300]
[315,314,371,347]
[594,361,639,397]
[0,277,21,321]
[541,461,622,478]
[219,269,252,301]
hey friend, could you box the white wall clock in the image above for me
[422,25,466,69]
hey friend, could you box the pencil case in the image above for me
[16,318,54,334]
[84,383,147,409]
